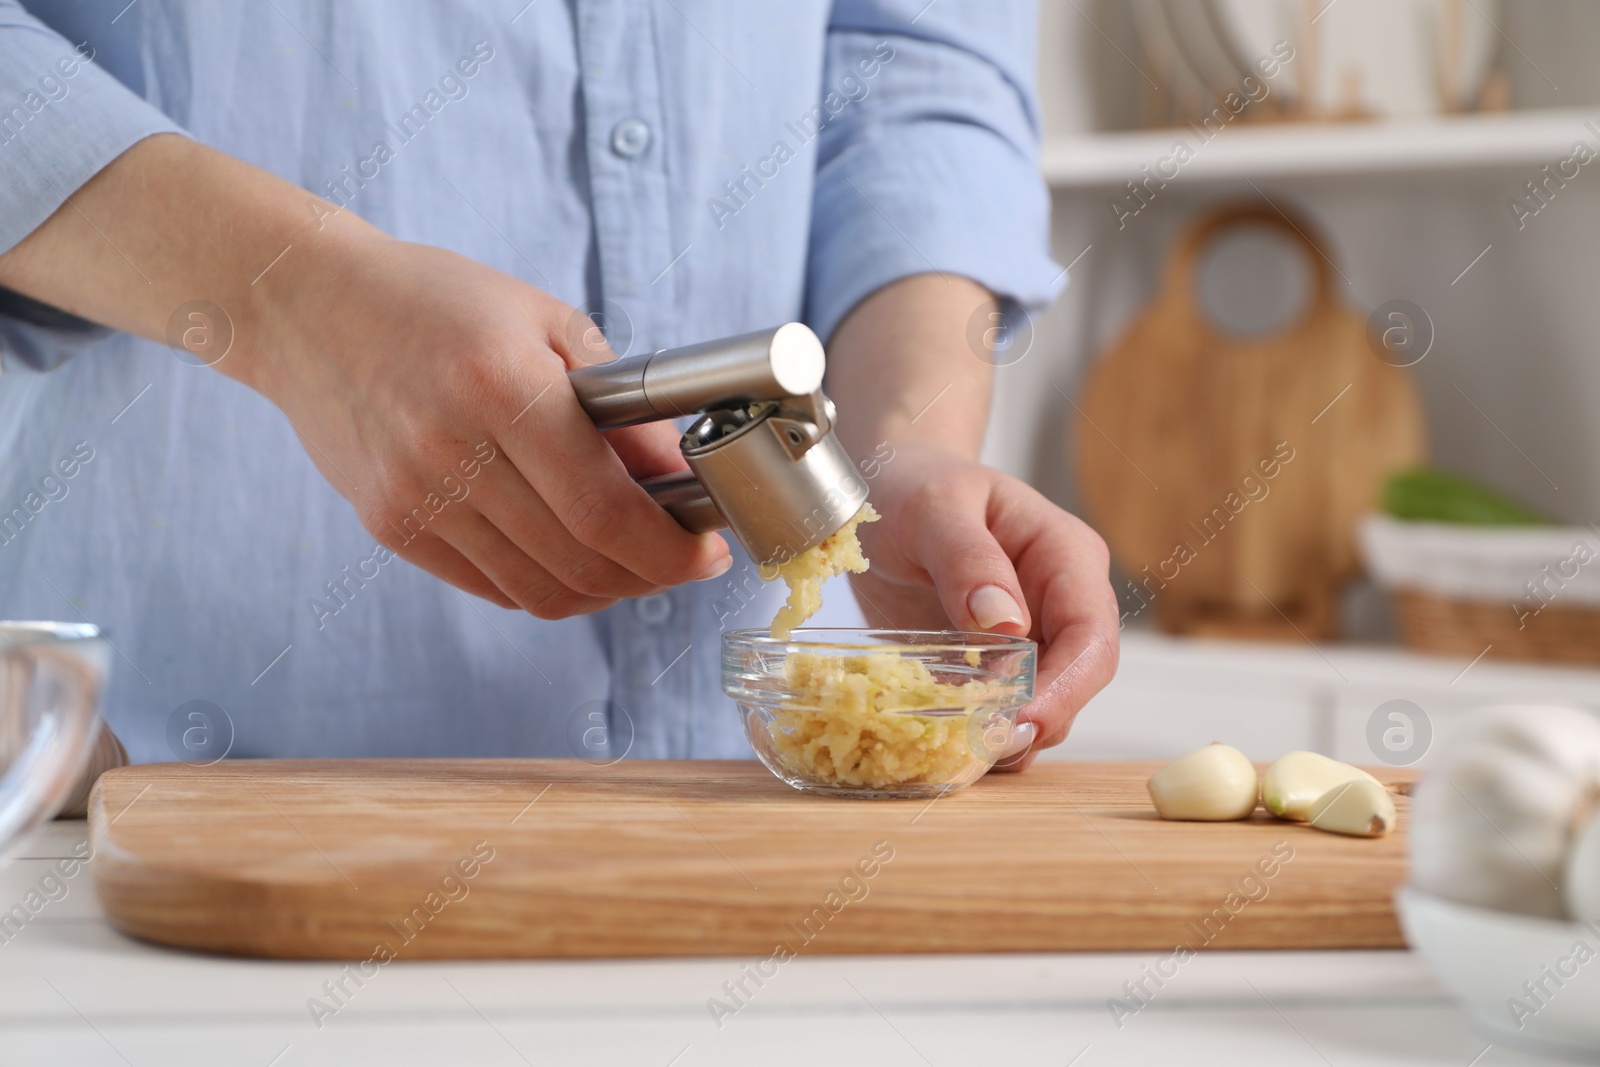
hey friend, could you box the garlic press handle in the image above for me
[568,322,825,429]
[640,470,726,535]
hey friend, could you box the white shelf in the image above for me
[1052,630,1600,766]
[1040,106,1599,187]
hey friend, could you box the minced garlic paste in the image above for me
[761,504,994,788]
[768,503,879,640]
[768,651,991,788]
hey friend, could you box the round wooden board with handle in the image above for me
[1075,203,1426,639]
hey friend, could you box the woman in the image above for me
[0,0,1115,766]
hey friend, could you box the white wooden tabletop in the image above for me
[9,633,1594,1065]
[1,820,1564,1067]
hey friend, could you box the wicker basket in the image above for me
[1361,515,1600,667]
[1394,589,1600,667]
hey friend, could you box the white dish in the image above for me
[1162,0,1254,105]
[1209,0,1500,116]
[1359,513,1600,605]
[1398,887,1600,1058]
[1129,0,1214,120]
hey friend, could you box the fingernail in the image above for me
[997,721,1037,763]
[694,555,732,582]
[968,584,1025,631]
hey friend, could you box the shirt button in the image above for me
[634,593,672,625]
[610,117,652,159]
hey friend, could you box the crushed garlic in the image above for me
[767,651,992,789]
[768,503,878,640]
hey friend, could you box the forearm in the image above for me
[0,133,374,390]
[0,131,728,611]
[825,273,996,463]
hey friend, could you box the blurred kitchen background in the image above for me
[1005,0,1600,766]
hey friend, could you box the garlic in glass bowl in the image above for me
[722,629,1036,799]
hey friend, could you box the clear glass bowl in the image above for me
[0,623,109,854]
[722,628,1036,799]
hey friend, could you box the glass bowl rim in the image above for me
[723,627,1036,656]
[0,621,103,651]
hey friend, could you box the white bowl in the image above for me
[1398,887,1600,1058]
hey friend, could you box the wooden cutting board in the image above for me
[89,759,1415,960]
[1075,203,1426,640]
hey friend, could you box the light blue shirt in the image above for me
[0,0,1058,763]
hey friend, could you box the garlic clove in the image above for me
[1411,706,1600,920]
[1308,778,1396,837]
[1565,805,1600,922]
[1413,745,1582,919]
[1453,704,1600,784]
[1262,751,1381,821]
[1147,743,1259,821]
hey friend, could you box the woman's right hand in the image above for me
[245,221,732,617]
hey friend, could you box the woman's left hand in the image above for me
[850,444,1120,770]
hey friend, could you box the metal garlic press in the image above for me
[567,323,868,566]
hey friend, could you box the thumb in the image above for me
[549,310,689,482]
[907,504,1031,637]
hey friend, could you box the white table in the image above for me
[10,632,1595,1065]
[1,819,1560,1067]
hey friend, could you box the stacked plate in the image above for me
[1130,0,1501,122]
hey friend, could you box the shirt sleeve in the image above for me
[0,1,186,369]
[804,0,1061,344]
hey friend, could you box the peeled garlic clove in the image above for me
[1263,751,1381,821]
[1308,778,1396,837]
[1147,743,1259,821]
